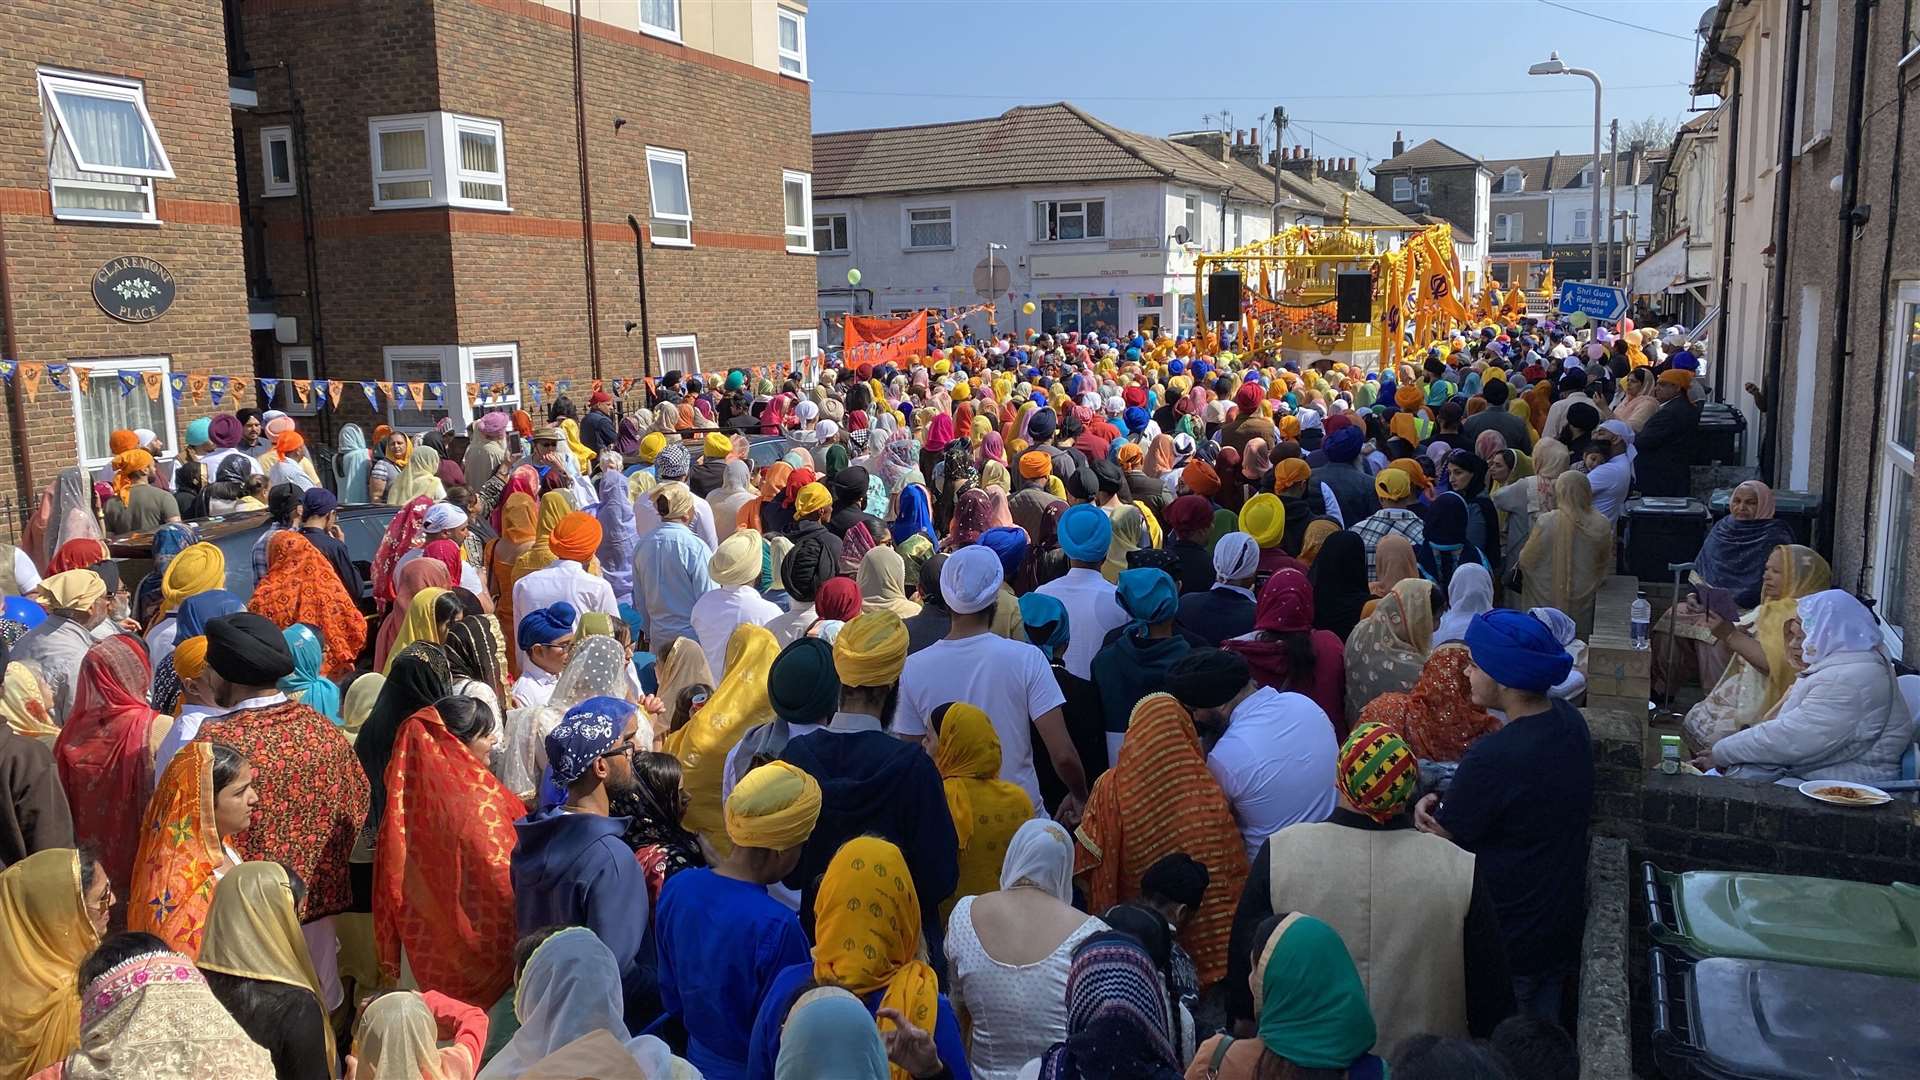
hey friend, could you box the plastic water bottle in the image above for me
[1631,592,1652,650]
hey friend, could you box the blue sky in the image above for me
[808,0,1711,164]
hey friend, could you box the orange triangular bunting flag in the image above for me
[592,379,604,394]
[374,381,392,403]
[142,370,164,401]
[18,363,42,403]
[465,382,479,406]
[230,376,251,402]
[407,382,425,406]
[329,380,344,408]
[74,367,90,394]
[292,379,312,404]
[188,373,209,402]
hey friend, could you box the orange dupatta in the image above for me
[128,741,224,957]
[250,531,368,676]
[372,705,520,1006]
[1073,692,1249,984]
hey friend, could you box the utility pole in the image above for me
[1605,118,1620,286]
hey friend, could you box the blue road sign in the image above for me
[1556,280,1627,321]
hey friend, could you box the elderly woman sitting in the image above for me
[1697,590,1909,783]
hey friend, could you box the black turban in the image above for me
[1065,469,1099,502]
[206,611,296,686]
[828,465,869,509]
[1164,648,1250,710]
[1027,410,1058,441]
[782,536,837,602]
[1141,852,1211,908]
[1090,458,1123,495]
[1565,401,1600,434]
[767,637,840,724]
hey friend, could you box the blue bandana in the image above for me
[978,526,1029,581]
[546,695,635,788]
[1115,567,1177,626]
[1018,591,1070,662]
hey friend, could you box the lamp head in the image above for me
[1528,52,1568,76]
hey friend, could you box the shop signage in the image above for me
[93,256,176,323]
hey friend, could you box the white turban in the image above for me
[940,545,1004,615]
[1212,532,1260,582]
[423,504,469,532]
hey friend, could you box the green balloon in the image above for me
[847,268,862,286]
[1568,310,1589,328]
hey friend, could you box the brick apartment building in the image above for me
[0,0,817,500]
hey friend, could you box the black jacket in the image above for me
[582,409,619,453]
[1175,585,1256,647]
[298,527,364,600]
[1633,396,1701,497]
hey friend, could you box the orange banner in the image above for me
[292,379,312,404]
[142,370,164,401]
[188,373,208,402]
[842,311,928,366]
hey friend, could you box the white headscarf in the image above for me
[1598,419,1637,463]
[1433,562,1495,645]
[475,928,685,1080]
[1530,606,1588,701]
[1797,590,1883,668]
[998,818,1076,902]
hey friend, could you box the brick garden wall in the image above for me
[0,0,253,495]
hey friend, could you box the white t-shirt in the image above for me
[1205,686,1338,862]
[897,632,1066,810]
[1033,568,1128,680]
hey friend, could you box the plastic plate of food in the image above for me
[1797,780,1894,807]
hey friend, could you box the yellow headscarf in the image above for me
[0,848,99,1078]
[667,623,778,854]
[932,701,1032,851]
[1298,518,1340,566]
[558,417,593,472]
[199,862,337,1075]
[812,837,940,1080]
[160,543,226,618]
[628,468,658,507]
[392,445,446,504]
[352,991,448,1080]
[1754,544,1832,716]
[1102,505,1150,583]
[724,760,823,851]
[343,671,385,738]
[513,491,574,576]
[384,586,449,672]
[0,661,56,739]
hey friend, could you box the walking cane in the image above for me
[1661,560,1694,713]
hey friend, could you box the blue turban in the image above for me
[177,590,245,639]
[618,602,646,638]
[1058,503,1112,563]
[1670,349,1699,371]
[1325,425,1366,463]
[1018,591,1069,662]
[1168,359,1185,376]
[1030,390,1049,409]
[518,600,578,650]
[185,417,212,447]
[1464,609,1573,693]
[546,695,635,788]
[1115,567,1178,626]
[1125,347,1142,362]
[1192,360,1212,381]
[1123,406,1150,434]
[977,526,1029,582]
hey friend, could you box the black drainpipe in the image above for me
[627,215,652,393]
[0,213,35,513]
[1712,54,1741,406]
[1758,0,1808,485]
[572,0,603,380]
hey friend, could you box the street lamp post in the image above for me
[1529,52,1602,283]
[987,241,1007,336]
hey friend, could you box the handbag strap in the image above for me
[1205,1035,1236,1079]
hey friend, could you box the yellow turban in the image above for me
[725,760,823,850]
[172,635,209,680]
[710,528,763,588]
[952,381,971,401]
[34,569,106,614]
[703,431,732,459]
[833,610,909,688]
[161,543,226,615]
[111,448,155,501]
[932,359,951,376]
[795,482,832,518]
[638,431,667,463]
[1239,493,1287,549]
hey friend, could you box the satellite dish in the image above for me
[1174,225,1191,246]
[972,258,1011,299]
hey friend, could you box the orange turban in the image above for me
[1116,443,1144,471]
[275,430,305,456]
[1019,450,1053,480]
[172,635,209,680]
[550,511,602,563]
[109,429,141,455]
[1389,457,1433,493]
[1272,458,1312,493]
[1181,460,1221,497]
[1279,415,1301,439]
[1395,386,1424,411]
[1659,369,1694,389]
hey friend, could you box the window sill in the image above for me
[651,236,694,249]
[1799,132,1832,155]
[904,246,954,253]
[1033,237,1106,245]
[786,244,815,255]
[779,68,810,82]
[638,23,683,44]
[261,189,296,199]
[817,249,849,257]
[53,211,160,227]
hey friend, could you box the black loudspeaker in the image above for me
[1205,271,1242,322]
[1335,271,1373,323]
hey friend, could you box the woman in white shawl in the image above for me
[706,459,755,543]
[945,819,1108,1080]
[1432,561,1494,645]
[477,928,696,1079]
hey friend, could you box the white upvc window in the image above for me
[814,212,849,254]
[1571,209,1590,241]
[1391,176,1412,202]
[1502,166,1525,193]
[1494,213,1521,243]
[783,170,813,252]
[39,68,174,224]
[647,147,693,246]
[904,204,953,250]
[1182,194,1199,241]
[70,357,177,468]
[1418,176,1431,198]
[462,343,521,430]
[1874,281,1920,654]
[383,346,452,431]
[777,7,807,78]
[260,125,296,197]
[368,112,509,211]
[789,329,818,367]
[1230,207,1243,248]
[639,0,682,42]
[379,343,520,432]
[657,334,698,375]
[1034,198,1106,242]
[281,346,316,416]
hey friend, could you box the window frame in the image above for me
[814,211,849,254]
[646,146,694,247]
[39,69,171,224]
[789,329,819,367]
[1494,212,1521,243]
[776,6,808,79]
[783,169,813,253]
[38,69,175,179]
[1033,197,1108,243]
[68,356,177,469]
[902,203,954,251]
[459,342,522,430]
[1182,194,1200,242]
[260,125,297,197]
[638,0,683,43]
[1502,166,1525,193]
[280,346,317,416]
[1391,176,1412,202]
[657,334,699,375]
[382,345,455,432]
[1417,176,1431,199]
[1571,209,1590,241]
[368,112,510,212]
[1874,280,1920,655]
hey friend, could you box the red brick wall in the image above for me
[0,0,252,494]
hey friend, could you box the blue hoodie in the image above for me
[511,808,656,1028]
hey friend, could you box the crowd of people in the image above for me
[0,310,1905,1080]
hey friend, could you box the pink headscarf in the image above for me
[924,412,957,453]
[976,431,1006,468]
[1474,429,1508,461]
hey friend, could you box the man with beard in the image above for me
[510,695,657,1028]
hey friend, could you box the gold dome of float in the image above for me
[1312,228,1372,258]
